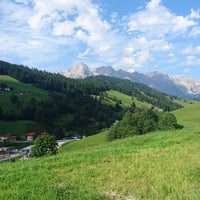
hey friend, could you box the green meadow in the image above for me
[0,102,199,199]
[0,75,49,110]
[0,75,50,136]
[104,90,151,108]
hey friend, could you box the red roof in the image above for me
[40,132,48,135]
[26,132,36,136]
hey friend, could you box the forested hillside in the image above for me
[0,60,183,138]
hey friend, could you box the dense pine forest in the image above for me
[0,60,183,138]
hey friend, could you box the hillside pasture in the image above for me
[103,90,151,108]
[0,75,49,111]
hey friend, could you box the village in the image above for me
[0,132,80,162]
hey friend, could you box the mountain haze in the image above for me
[60,62,200,99]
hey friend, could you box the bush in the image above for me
[107,108,182,141]
[31,135,57,157]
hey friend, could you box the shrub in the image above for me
[31,135,57,157]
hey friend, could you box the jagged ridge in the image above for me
[60,62,200,99]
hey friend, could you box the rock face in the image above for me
[60,62,92,79]
[60,63,200,99]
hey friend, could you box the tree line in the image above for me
[107,105,183,141]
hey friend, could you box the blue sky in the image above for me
[0,0,200,79]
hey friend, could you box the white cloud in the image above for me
[183,46,200,54]
[111,12,118,23]
[29,40,43,48]
[168,53,175,57]
[189,9,200,19]
[114,36,171,70]
[26,0,115,61]
[53,20,75,36]
[186,55,200,65]
[99,45,110,53]
[190,26,200,37]
[77,48,91,59]
[146,0,161,10]
[116,50,152,71]
[126,0,195,38]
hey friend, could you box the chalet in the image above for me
[0,134,17,143]
[26,132,36,141]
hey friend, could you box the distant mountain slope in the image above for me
[60,62,200,99]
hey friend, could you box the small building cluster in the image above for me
[0,133,17,143]
[0,132,49,143]
[0,132,50,161]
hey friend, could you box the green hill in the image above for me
[0,102,199,199]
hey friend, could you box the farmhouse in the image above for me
[0,133,17,143]
[26,132,36,141]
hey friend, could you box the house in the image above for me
[0,134,17,143]
[40,131,48,135]
[26,132,36,141]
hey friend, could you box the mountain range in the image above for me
[60,62,200,99]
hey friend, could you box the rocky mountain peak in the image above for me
[60,62,91,79]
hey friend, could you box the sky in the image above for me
[0,0,200,79]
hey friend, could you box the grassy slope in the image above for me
[105,90,151,108]
[0,75,50,136]
[0,75,49,110]
[0,120,34,136]
[0,103,199,199]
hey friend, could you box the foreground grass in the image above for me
[59,131,107,153]
[0,129,199,199]
[0,103,200,199]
